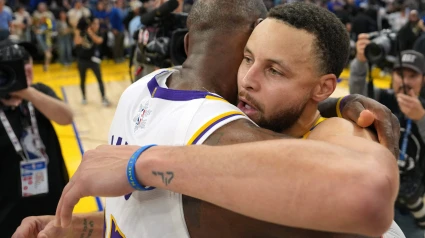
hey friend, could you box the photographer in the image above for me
[74,16,110,106]
[349,33,425,237]
[0,39,73,237]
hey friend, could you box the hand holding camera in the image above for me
[355,33,370,62]
[1,87,36,108]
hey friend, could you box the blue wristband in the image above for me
[127,144,157,191]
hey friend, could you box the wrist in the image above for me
[128,145,158,191]
[71,213,102,234]
[415,110,425,121]
[336,95,349,117]
[19,87,36,101]
[134,146,173,189]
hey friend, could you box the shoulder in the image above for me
[309,117,378,142]
[31,83,60,99]
[32,82,53,92]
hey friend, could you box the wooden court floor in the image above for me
[31,60,391,214]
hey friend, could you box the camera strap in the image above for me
[0,109,26,161]
[400,119,412,161]
[27,102,47,159]
[0,103,47,161]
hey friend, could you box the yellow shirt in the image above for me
[302,117,327,139]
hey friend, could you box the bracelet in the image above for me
[127,144,157,191]
[336,96,347,118]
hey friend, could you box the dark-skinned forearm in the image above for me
[318,97,339,118]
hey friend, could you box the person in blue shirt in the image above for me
[109,0,125,63]
[0,0,12,35]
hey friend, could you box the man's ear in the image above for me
[184,33,189,55]
[312,74,337,102]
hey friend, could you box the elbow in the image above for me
[347,151,399,236]
[57,107,74,125]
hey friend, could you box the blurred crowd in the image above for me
[0,0,176,71]
[1,0,425,71]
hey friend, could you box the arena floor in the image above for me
[32,60,392,214]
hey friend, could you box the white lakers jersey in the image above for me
[105,69,250,238]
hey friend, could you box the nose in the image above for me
[240,64,261,92]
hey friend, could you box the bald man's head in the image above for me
[187,0,267,33]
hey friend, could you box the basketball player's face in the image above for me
[237,19,319,133]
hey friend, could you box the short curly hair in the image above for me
[268,2,350,78]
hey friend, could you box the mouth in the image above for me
[237,97,259,116]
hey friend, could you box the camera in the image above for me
[364,29,397,66]
[77,16,93,36]
[135,0,188,69]
[0,60,27,99]
[0,42,29,99]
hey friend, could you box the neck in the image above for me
[168,34,245,105]
[282,102,321,138]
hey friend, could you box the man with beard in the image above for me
[351,33,425,237]
[14,1,401,238]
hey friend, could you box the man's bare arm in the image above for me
[203,119,289,146]
[55,119,397,236]
[12,212,104,238]
[135,122,397,237]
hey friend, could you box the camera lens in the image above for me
[0,70,9,87]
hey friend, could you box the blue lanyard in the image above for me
[400,119,412,161]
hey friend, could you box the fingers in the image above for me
[397,93,417,104]
[55,180,76,228]
[391,113,401,158]
[374,108,397,156]
[12,216,44,238]
[342,100,364,125]
[397,98,411,109]
[59,189,81,229]
[12,220,36,238]
[37,220,67,238]
[357,110,375,128]
[357,33,369,40]
[408,89,417,97]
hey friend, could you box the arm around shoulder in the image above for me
[308,117,399,235]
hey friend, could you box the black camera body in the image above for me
[136,6,188,69]
[364,29,397,67]
[0,40,29,99]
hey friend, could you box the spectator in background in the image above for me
[56,10,73,66]
[398,10,423,51]
[0,39,73,238]
[388,5,408,32]
[351,6,377,40]
[2,0,12,14]
[11,5,31,42]
[350,34,425,237]
[93,0,110,59]
[109,0,126,63]
[74,17,110,106]
[124,0,142,31]
[67,0,91,30]
[30,0,48,11]
[32,2,54,71]
[128,0,142,45]
[0,0,12,37]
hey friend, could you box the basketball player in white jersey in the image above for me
[14,1,401,238]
